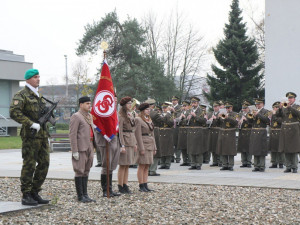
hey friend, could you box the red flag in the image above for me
[91,60,118,141]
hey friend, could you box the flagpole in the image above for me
[102,49,110,198]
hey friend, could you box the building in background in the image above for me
[265,0,300,108]
[0,49,32,136]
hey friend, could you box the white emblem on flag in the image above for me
[93,91,115,117]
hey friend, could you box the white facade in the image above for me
[265,0,300,108]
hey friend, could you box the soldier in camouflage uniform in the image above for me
[10,69,50,206]
[277,92,300,173]
[269,101,284,169]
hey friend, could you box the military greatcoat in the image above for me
[237,112,252,153]
[159,112,174,157]
[268,113,282,152]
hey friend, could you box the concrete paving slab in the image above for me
[0,201,44,214]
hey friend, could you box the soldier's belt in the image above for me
[271,128,281,130]
[219,128,236,131]
[251,128,266,130]
[142,133,152,136]
[241,128,251,130]
[282,122,299,125]
[159,127,171,130]
[188,126,201,128]
[123,130,133,133]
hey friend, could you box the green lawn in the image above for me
[0,130,69,149]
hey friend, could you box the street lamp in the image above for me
[64,55,68,97]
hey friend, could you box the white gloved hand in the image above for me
[73,152,79,160]
[30,123,41,133]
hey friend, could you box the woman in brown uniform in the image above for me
[135,103,157,192]
[117,97,137,194]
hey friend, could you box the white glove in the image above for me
[73,152,79,160]
[30,123,41,133]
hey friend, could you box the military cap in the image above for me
[218,100,225,106]
[162,101,171,108]
[286,92,297,98]
[200,104,207,109]
[242,100,251,109]
[139,103,150,111]
[225,102,233,108]
[213,101,220,107]
[155,105,162,111]
[171,96,180,101]
[79,96,91,104]
[254,98,264,104]
[182,100,190,106]
[120,96,132,106]
[190,96,200,102]
[145,98,156,105]
[24,69,39,80]
[272,101,281,108]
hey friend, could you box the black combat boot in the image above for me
[279,164,284,168]
[220,167,228,171]
[240,164,247,168]
[118,185,126,194]
[22,193,38,206]
[252,168,260,172]
[31,192,50,204]
[292,168,297,173]
[284,168,291,173]
[101,174,108,197]
[75,177,89,203]
[269,164,277,168]
[123,184,132,194]
[82,177,96,202]
[139,183,148,192]
[144,183,154,192]
[109,174,121,197]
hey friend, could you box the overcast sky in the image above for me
[1,0,264,85]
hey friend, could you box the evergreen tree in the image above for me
[204,0,264,110]
[76,11,175,102]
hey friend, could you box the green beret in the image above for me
[24,69,39,80]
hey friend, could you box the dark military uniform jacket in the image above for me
[177,109,190,150]
[277,104,300,153]
[187,106,207,154]
[216,111,238,156]
[207,111,220,153]
[150,109,164,158]
[249,108,270,156]
[237,111,252,153]
[9,86,49,139]
[159,112,174,157]
[172,104,181,147]
[268,113,282,152]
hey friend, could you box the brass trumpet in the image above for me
[283,102,288,108]
[221,114,226,119]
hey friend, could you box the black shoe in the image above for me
[293,169,297,173]
[218,164,222,167]
[240,164,247,168]
[196,166,201,170]
[247,164,252,168]
[228,167,234,171]
[279,164,284,168]
[118,185,126,194]
[159,166,166,169]
[144,183,154,192]
[189,166,197,170]
[95,163,102,167]
[180,163,189,166]
[176,160,181,163]
[22,193,38,206]
[149,172,160,176]
[269,164,277,168]
[82,177,96,202]
[259,168,265,172]
[31,192,50,204]
[171,159,175,163]
[252,168,260,172]
[203,161,209,164]
[109,174,121,197]
[220,167,228,171]
[165,166,170,169]
[139,183,148,192]
[75,177,89,203]
[210,163,218,167]
[284,169,291,173]
[123,184,132,194]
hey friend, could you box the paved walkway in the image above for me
[1,149,300,190]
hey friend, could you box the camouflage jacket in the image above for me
[9,86,50,139]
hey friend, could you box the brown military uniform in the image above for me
[207,111,221,166]
[177,109,191,165]
[172,104,182,162]
[248,108,270,170]
[269,113,284,167]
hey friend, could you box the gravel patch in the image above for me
[0,177,300,224]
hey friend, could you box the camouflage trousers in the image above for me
[21,138,49,194]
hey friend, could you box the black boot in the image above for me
[109,174,121,197]
[75,177,89,203]
[31,192,50,204]
[101,174,108,197]
[279,164,284,168]
[22,193,38,206]
[123,184,132,194]
[144,183,154,192]
[139,183,148,192]
[82,177,96,202]
[118,185,126,194]
[269,164,277,168]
